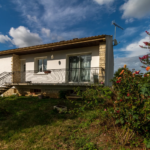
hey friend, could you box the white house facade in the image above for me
[0,35,114,98]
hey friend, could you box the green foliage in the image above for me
[59,90,68,99]
[113,67,132,79]
[68,85,113,115]
[81,142,97,150]
[144,71,150,75]
[110,67,150,138]
[143,138,150,148]
[75,137,90,149]
[143,71,150,78]
[111,67,134,91]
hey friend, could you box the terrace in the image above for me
[2,67,105,86]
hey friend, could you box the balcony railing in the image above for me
[11,67,105,85]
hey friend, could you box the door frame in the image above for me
[66,52,92,83]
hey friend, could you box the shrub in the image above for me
[143,71,150,77]
[110,66,150,139]
[113,67,133,79]
[68,85,113,115]
[112,67,134,92]
[59,90,68,99]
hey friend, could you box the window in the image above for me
[38,58,47,72]
[14,89,17,93]
[69,54,91,82]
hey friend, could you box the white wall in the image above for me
[19,46,99,83]
[0,55,12,73]
[0,55,12,89]
[20,46,99,70]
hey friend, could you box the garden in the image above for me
[0,37,150,149]
[0,63,150,149]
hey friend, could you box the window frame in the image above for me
[66,52,92,83]
[34,56,47,73]
[38,58,47,72]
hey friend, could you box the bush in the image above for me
[110,66,150,139]
[113,67,133,79]
[68,85,113,115]
[59,90,68,99]
[111,67,133,92]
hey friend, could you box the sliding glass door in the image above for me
[69,54,91,82]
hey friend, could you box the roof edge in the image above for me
[0,34,108,56]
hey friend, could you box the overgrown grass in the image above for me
[0,95,147,149]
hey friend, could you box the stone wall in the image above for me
[14,85,89,99]
[12,54,21,83]
[16,87,60,98]
[3,87,20,97]
[25,89,60,98]
[99,42,106,83]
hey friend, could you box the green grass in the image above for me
[0,95,147,150]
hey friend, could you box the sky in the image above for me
[0,0,150,76]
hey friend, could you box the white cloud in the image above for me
[12,0,93,29]
[0,35,11,43]
[11,0,115,43]
[114,29,150,76]
[119,33,150,58]
[120,0,150,20]
[114,56,148,77]
[120,27,138,38]
[50,30,85,42]
[125,18,134,24]
[27,15,38,22]
[9,26,42,48]
[41,28,50,37]
[93,0,114,5]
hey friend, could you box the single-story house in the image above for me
[0,34,114,98]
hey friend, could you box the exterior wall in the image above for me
[12,54,21,83]
[15,85,90,98]
[0,55,12,73]
[0,38,114,97]
[16,86,60,98]
[105,35,114,87]
[99,42,106,83]
[20,46,99,69]
[3,87,20,97]
[19,46,100,83]
[0,55,12,88]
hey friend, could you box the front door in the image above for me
[69,55,91,82]
[21,60,26,82]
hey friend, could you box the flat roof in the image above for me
[0,34,110,56]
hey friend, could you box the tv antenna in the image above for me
[112,21,124,46]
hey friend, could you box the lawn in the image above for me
[0,95,147,150]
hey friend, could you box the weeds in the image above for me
[0,96,148,149]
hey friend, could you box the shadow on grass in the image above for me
[0,96,95,141]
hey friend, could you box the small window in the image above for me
[14,89,17,93]
[38,58,47,72]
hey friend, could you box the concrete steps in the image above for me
[0,85,12,95]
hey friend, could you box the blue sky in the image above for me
[0,0,150,75]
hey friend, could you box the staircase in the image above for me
[0,72,13,96]
[0,85,13,95]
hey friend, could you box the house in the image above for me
[0,35,114,98]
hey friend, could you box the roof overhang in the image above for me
[0,35,108,56]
